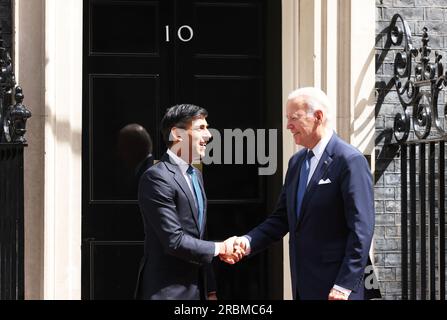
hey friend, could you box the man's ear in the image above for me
[314,110,324,123]
[170,127,183,142]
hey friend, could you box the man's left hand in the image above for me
[328,288,349,300]
[208,292,218,300]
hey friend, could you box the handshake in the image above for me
[217,236,249,264]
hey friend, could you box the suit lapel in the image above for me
[197,170,207,237]
[162,153,201,233]
[296,134,338,226]
[307,152,333,193]
[288,152,306,228]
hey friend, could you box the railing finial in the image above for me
[0,24,30,144]
[388,14,447,143]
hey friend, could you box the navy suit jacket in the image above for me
[246,133,375,300]
[135,153,216,300]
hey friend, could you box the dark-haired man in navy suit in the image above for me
[230,87,377,300]
[136,104,240,300]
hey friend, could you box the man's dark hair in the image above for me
[161,104,208,148]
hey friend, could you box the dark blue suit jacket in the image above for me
[246,133,375,300]
[136,153,216,300]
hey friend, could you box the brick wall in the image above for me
[375,0,447,300]
[0,0,12,52]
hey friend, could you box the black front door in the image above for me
[82,0,282,299]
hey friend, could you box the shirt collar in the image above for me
[310,129,334,161]
[167,148,190,175]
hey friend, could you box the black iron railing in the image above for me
[389,14,447,143]
[0,144,25,300]
[400,141,445,300]
[0,24,30,300]
[387,14,446,300]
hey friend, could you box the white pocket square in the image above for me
[318,178,331,185]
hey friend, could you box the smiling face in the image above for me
[172,115,211,163]
[188,116,211,162]
[286,97,323,149]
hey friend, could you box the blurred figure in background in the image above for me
[117,123,154,190]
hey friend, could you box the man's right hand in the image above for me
[218,236,247,264]
[234,237,248,254]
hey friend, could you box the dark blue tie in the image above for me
[187,165,204,230]
[296,150,314,219]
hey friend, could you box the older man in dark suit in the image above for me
[135,104,239,300]
[230,87,378,300]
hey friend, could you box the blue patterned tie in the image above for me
[296,150,314,219]
[187,165,204,230]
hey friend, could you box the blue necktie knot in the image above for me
[306,150,314,161]
[296,150,314,219]
[187,165,195,175]
[187,165,204,230]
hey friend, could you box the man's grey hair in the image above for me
[288,87,333,128]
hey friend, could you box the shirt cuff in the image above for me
[333,285,352,297]
[241,236,251,255]
[214,243,220,257]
